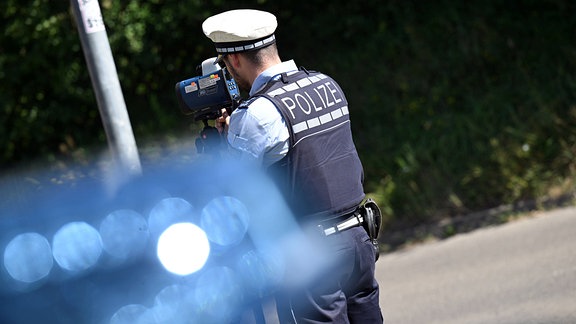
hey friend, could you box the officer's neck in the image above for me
[243,55,282,88]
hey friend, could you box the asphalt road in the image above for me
[375,206,576,324]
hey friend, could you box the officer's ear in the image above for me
[227,53,242,69]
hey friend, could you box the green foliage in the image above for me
[1,0,575,229]
[1,0,93,166]
[0,0,227,168]
[341,0,576,225]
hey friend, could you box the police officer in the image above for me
[202,9,383,323]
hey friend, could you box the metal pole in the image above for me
[70,0,142,176]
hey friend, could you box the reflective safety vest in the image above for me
[253,68,365,221]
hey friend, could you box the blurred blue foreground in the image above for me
[0,156,317,324]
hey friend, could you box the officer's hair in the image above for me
[242,43,279,66]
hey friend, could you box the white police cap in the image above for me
[202,9,277,60]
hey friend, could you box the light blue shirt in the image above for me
[226,60,297,167]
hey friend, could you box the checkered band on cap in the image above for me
[214,34,276,54]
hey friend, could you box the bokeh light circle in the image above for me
[52,222,103,272]
[146,284,196,323]
[200,196,250,247]
[99,209,149,261]
[3,232,53,283]
[148,198,194,239]
[194,266,243,322]
[109,304,148,324]
[156,223,210,276]
[236,248,285,297]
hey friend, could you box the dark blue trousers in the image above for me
[276,226,383,323]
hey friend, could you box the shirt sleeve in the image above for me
[227,97,289,166]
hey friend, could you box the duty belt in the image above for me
[318,212,364,236]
